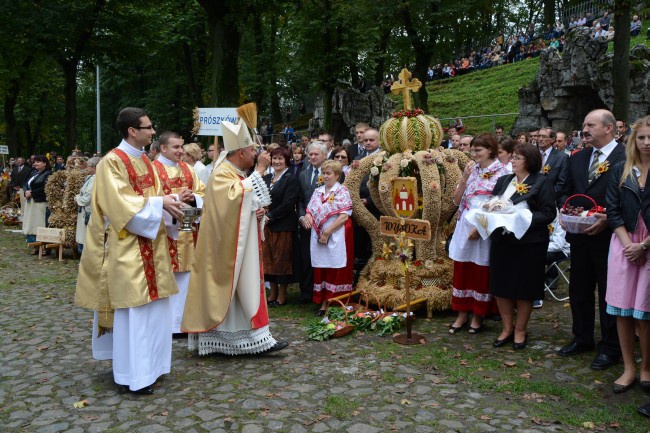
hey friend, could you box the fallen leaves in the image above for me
[400,399,411,405]
[73,400,89,408]
[503,361,517,367]
[36,345,49,351]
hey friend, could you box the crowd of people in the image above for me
[417,8,646,84]
[4,107,649,418]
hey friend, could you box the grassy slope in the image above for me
[425,58,541,135]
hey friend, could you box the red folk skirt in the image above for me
[313,219,354,304]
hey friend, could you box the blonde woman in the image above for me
[605,116,650,395]
[183,142,208,185]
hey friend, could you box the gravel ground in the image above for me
[1,228,648,433]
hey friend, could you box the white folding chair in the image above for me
[544,256,570,301]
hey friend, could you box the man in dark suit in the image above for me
[538,127,569,207]
[353,128,382,275]
[9,157,31,205]
[440,126,457,149]
[348,122,369,161]
[297,141,328,304]
[557,109,624,370]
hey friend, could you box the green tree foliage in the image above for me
[0,0,638,154]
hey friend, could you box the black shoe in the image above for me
[557,341,595,357]
[468,323,484,334]
[591,353,620,370]
[640,380,650,392]
[492,333,514,348]
[512,333,528,350]
[637,403,650,417]
[269,300,286,307]
[448,322,467,334]
[266,341,289,353]
[613,378,636,394]
[122,385,154,395]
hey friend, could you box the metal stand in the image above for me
[393,266,427,345]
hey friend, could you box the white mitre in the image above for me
[214,118,257,169]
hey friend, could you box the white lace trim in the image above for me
[452,287,492,302]
[187,325,276,356]
[314,281,353,293]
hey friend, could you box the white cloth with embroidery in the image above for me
[464,194,532,240]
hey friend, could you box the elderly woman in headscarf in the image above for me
[75,156,101,254]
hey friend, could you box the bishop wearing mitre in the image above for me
[182,116,288,355]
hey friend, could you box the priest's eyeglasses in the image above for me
[133,125,154,130]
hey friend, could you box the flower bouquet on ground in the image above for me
[372,312,414,336]
[560,194,601,234]
[0,202,21,226]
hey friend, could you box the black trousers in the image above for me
[568,240,621,357]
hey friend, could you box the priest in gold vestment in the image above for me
[75,107,184,395]
[152,131,205,335]
[182,117,288,355]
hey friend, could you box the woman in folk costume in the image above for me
[75,107,185,395]
[181,114,288,355]
[448,133,509,334]
[304,160,354,316]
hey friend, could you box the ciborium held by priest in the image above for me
[179,207,201,231]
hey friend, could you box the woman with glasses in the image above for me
[332,147,351,175]
[489,144,556,349]
[449,134,509,334]
[262,147,301,306]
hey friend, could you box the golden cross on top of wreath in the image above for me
[390,68,422,111]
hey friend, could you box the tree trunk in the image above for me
[4,57,34,156]
[543,0,555,27]
[374,28,391,86]
[200,0,243,106]
[251,11,265,109]
[182,42,202,107]
[323,88,333,131]
[612,1,630,122]
[4,81,21,157]
[267,16,282,124]
[62,60,78,153]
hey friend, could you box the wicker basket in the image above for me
[560,194,599,234]
[326,299,355,338]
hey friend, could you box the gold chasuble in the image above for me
[75,147,177,330]
[182,162,270,335]
[152,159,205,272]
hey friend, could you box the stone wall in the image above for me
[514,27,650,133]
[312,86,395,140]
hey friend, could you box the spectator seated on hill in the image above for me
[427,66,434,81]
[544,24,554,40]
[600,11,611,28]
[594,23,609,41]
[568,17,577,30]
[577,15,586,27]
[514,45,527,62]
[555,20,565,36]
[490,51,502,67]
[549,37,560,49]
[585,12,594,28]
[442,64,451,78]
[630,15,642,37]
